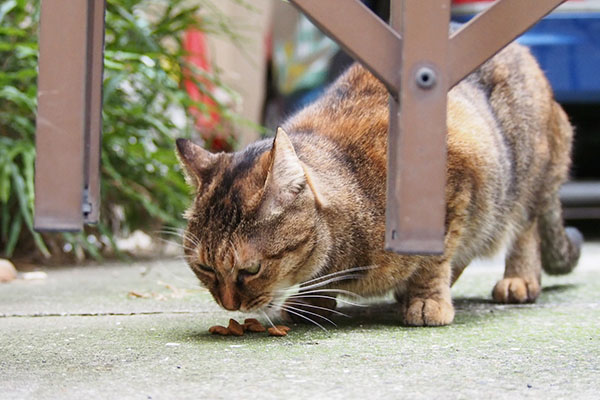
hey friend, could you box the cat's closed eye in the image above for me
[243,262,261,275]
[237,262,261,284]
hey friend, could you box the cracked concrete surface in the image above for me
[1,243,599,399]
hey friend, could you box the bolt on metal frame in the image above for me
[289,0,566,254]
[33,0,566,255]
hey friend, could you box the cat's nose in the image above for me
[222,298,240,311]
[219,284,240,311]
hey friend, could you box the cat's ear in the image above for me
[262,128,307,212]
[175,138,217,188]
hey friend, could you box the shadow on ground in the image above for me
[170,281,584,346]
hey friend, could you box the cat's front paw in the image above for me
[403,297,455,326]
[492,277,540,304]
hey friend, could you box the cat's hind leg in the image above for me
[493,220,542,303]
[402,259,455,326]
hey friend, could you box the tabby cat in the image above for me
[176,41,582,326]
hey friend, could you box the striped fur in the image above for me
[177,41,581,326]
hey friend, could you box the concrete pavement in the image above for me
[1,243,599,399]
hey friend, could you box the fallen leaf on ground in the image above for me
[128,291,150,298]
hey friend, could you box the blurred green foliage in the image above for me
[0,0,247,261]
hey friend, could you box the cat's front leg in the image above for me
[401,259,454,326]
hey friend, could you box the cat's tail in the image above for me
[537,195,583,275]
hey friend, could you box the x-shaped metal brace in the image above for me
[33,0,566,255]
[289,0,566,254]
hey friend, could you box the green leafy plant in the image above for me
[0,0,250,261]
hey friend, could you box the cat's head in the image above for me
[176,128,326,312]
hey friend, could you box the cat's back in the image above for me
[284,41,554,168]
[282,42,571,252]
[281,64,391,217]
[284,63,390,163]
[446,42,569,205]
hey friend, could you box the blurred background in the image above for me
[1,0,599,270]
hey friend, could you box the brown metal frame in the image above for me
[33,0,566,252]
[385,0,451,254]
[34,0,105,231]
[448,0,566,87]
[290,0,566,254]
[85,0,106,224]
[288,0,402,97]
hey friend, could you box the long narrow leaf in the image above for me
[9,164,50,258]
[4,211,22,257]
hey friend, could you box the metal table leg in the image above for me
[34,0,105,231]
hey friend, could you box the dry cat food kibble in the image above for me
[208,318,289,337]
[267,325,290,337]
[208,325,229,336]
[243,318,266,333]
[243,318,260,325]
[227,318,244,336]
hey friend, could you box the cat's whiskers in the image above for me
[266,304,329,332]
[156,229,186,242]
[260,309,277,330]
[274,265,379,302]
[289,288,364,299]
[184,230,201,244]
[157,238,196,253]
[157,228,202,249]
[286,294,368,308]
[283,300,350,318]
[278,273,364,294]
[155,229,192,244]
[294,264,379,288]
[274,302,338,327]
[273,274,367,302]
[156,226,184,234]
[184,235,201,249]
